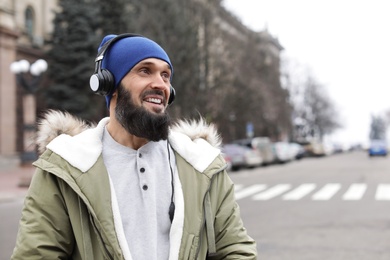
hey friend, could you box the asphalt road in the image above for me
[0,198,24,259]
[2,150,390,259]
[229,150,390,260]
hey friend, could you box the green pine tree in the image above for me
[45,0,102,121]
[99,0,127,35]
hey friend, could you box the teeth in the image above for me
[147,98,162,104]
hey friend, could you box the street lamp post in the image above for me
[10,59,48,165]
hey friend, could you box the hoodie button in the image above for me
[140,167,145,173]
[142,185,148,191]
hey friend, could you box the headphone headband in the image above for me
[95,33,142,62]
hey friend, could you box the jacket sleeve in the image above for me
[11,168,75,259]
[208,168,258,259]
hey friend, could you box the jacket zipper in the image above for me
[194,164,227,258]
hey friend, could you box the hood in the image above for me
[36,110,94,154]
[36,110,222,173]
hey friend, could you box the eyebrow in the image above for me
[137,61,171,71]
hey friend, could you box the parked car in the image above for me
[300,141,326,157]
[222,143,263,171]
[251,137,275,165]
[368,139,388,157]
[289,142,306,160]
[234,137,275,165]
[272,142,293,163]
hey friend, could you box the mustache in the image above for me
[141,89,166,102]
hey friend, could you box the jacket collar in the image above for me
[41,111,222,173]
[46,118,109,172]
[168,130,220,173]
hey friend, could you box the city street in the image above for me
[229,150,390,259]
[0,197,24,259]
[2,150,390,259]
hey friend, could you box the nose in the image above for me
[149,74,170,102]
[151,75,166,87]
[150,74,170,92]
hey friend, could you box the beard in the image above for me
[115,84,171,141]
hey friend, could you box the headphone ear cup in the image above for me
[168,85,176,105]
[89,69,114,96]
[89,73,101,93]
[100,69,115,95]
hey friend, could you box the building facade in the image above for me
[0,0,57,160]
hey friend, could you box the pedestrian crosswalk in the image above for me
[234,183,390,201]
[376,184,390,200]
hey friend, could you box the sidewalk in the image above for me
[0,156,35,203]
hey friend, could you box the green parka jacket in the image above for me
[12,110,257,259]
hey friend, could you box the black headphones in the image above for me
[89,33,176,105]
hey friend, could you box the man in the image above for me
[12,34,257,259]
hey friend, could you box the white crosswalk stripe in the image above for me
[235,184,267,200]
[342,184,367,200]
[376,184,390,200]
[282,184,317,200]
[311,183,342,200]
[233,183,390,201]
[252,184,292,200]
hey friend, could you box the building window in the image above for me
[25,6,35,37]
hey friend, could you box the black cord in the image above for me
[167,141,175,223]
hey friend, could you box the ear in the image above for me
[109,92,118,111]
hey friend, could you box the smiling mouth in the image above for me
[145,97,163,104]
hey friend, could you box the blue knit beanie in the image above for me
[98,34,173,107]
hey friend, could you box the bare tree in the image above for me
[282,59,341,141]
[370,114,387,140]
[304,77,341,139]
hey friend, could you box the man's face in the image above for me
[120,58,172,114]
[114,58,172,141]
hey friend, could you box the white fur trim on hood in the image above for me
[168,119,221,172]
[37,110,222,173]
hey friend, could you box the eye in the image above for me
[139,68,150,74]
[161,72,170,80]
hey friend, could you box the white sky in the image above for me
[222,0,390,145]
